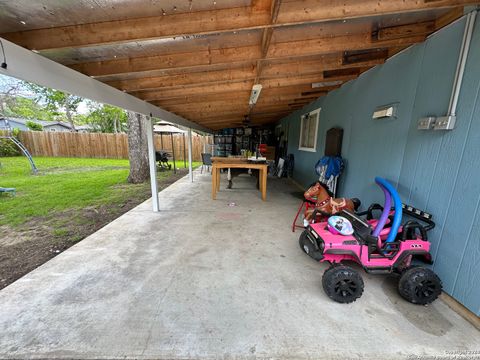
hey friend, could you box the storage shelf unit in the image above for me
[214,129,234,156]
[214,127,275,156]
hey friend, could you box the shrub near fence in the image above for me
[0,130,21,156]
[17,131,208,161]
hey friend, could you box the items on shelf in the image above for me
[213,126,275,158]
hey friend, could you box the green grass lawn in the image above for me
[0,156,200,226]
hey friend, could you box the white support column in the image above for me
[146,117,160,212]
[187,128,193,182]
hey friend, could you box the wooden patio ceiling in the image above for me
[0,0,478,130]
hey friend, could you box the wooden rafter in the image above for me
[70,29,426,77]
[105,56,382,92]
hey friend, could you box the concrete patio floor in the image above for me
[0,170,478,359]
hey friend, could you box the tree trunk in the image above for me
[127,111,150,184]
[113,114,118,133]
[65,106,76,131]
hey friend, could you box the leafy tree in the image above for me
[0,76,22,116]
[86,103,127,133]
[4,97,56,121]
[25,83,82,130]
[26,120,43,131]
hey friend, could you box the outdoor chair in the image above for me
[201,153,212,174]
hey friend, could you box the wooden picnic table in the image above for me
[211,158,268,201]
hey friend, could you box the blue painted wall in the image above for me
[279,16,480,315]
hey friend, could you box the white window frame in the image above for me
[298,108,320,152]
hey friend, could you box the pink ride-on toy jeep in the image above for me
[299,177,442,304]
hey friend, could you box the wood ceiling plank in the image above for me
[175,110,250,119]
[71,46,261,77]
[134,80,254,101]
[254,0,283,83]
[267,32,426,58]
[165,103,256,113]
[72,32,422,77]
[2,0,475,51]
[261,74,356,89]
[253,0,275,12]
[276,0,475,24]
[1,7,270,51]
[143,82,316,102]
[106,67,257,92]
[154,91,314,106]
[94,61,256,82]
[261,56,385,77]
[180,107,291,119]
[152,91,252,106]
[197,112,290,125]
[105,57,380,92]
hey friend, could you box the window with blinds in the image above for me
[299,108,320,152]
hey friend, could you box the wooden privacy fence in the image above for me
[17,131,208,161]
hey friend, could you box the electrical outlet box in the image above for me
[418,116,436,130]
[434,115,456,130]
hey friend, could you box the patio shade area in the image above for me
[0,171,478,359]
[1,1,479,130]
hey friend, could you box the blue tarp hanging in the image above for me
[315,156,344,196]
[315,156,344,178]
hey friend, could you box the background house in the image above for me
[0,117,92,132]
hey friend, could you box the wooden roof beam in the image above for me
[254,0,283,84]
[106,67,257,92]
[105,56,381,92]
[194,113,286,124]
[152,92,252,106]
[0,7,270,51]
[133,73,352,98]
[177,102,294,115]
[261,74,356,89]
[139,80,333,101]
[136,80,254,101]
[262,55,385,77]
[266,32,426,58]
[153,92,315,107]
[72,46,261,77]
[197,112,291,125]
[180,107,292,119]
[275,0,474,24]
[1,0,475,51]
[72,30,425,77]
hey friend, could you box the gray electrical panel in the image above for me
[418,117,436,130]
[434,115,456,130]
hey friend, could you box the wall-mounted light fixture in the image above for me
[249,84,262,105]
[372,103,398,119]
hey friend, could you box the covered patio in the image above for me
[1,1,480,358]
[0,171,478,359]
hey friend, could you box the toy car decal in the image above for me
[327,216,354,236]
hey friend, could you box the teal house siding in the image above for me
[279,16,480,315]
